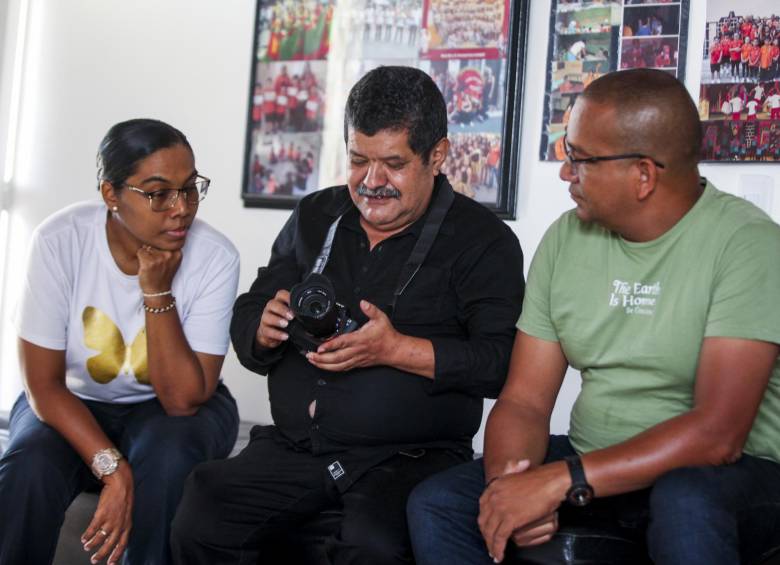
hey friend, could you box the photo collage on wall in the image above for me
[243,0,525,216]
[246,0,334,198]
[418,0,511,206]
[540,0,690,161]
[698,2,780,162]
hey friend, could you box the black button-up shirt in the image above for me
[231,176,524,489]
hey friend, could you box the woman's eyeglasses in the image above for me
[125,175,210,212]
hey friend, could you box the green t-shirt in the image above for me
[518,181,780,462]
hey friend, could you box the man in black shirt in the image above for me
[171,66,524,565]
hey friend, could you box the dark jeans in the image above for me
[407,435,780,565]
[0,385,238,565]
[170,425,465,565]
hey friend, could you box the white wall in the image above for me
[1,1,778,451]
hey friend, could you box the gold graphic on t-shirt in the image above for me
[82,306,148,384]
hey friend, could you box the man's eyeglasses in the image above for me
[563,135,665,175]
[125,175,210,212]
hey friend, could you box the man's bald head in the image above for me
[580,69,701,170]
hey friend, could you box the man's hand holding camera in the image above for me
[306,300,403,372]
[307,299,435,378]
[256,288,434,377]
[256,289,294,349]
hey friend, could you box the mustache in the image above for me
[356,184,401,199]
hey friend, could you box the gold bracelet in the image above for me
[142,289,172,298]
[143,297,176,314]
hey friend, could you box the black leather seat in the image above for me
[505,511,780,565]
[506,520,651,565]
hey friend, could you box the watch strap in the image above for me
[564,455,587,486]
[564,454,594,506]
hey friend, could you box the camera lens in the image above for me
[298,288,332,319]
[290,273,339,338]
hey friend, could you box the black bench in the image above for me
[2,413,779,565]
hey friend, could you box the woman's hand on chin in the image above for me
[137,245,182,296]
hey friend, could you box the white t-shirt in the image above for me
[768,93,780,109]
[729,96,744,112]
[15,201,240,403]
[747,99,759,115]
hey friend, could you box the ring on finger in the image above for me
[98,528,110,537]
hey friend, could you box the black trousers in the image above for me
[170,425,464,565]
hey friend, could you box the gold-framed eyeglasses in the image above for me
[563,135,665,175]
[125,175,210,212]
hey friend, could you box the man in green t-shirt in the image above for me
[407,69,780,565]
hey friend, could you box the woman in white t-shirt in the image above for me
[0,119,240,565]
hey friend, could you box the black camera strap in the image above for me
[389,180,454,315]
[311,206,349,276]
[309,180,455,316]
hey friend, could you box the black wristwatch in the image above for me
[564,455,594,507]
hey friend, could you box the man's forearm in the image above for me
[386,333,435,378]
[484,397,551,483]
[512,407,753,509]
[481,403,762,554]
[580,408,748,498]
[580,338,779,497]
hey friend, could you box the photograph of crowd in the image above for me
[701,119,780,161]
[252,61,326,134]
[244,0,526,215]
[256,0,335,61]
[621,37,679,69]
[343,0,423,60]
[700,82,780,120]
[699,1,780,162]
[247,131,321,196]
[702,9,780,84]
[541,0,689,160]
[422,0,509,59]
[442,133,502,202]
[622,4,681,37]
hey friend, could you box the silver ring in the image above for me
[98,528,110,537]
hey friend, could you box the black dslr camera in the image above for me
[287,273,359,353]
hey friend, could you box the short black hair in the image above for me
[96,118,191,190]
[344,66,447,164]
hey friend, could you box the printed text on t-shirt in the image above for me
[609,280,661,315]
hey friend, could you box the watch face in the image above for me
[94,452,118,475]
[568,485,594,507]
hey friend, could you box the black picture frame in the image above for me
[241,0,529,220]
